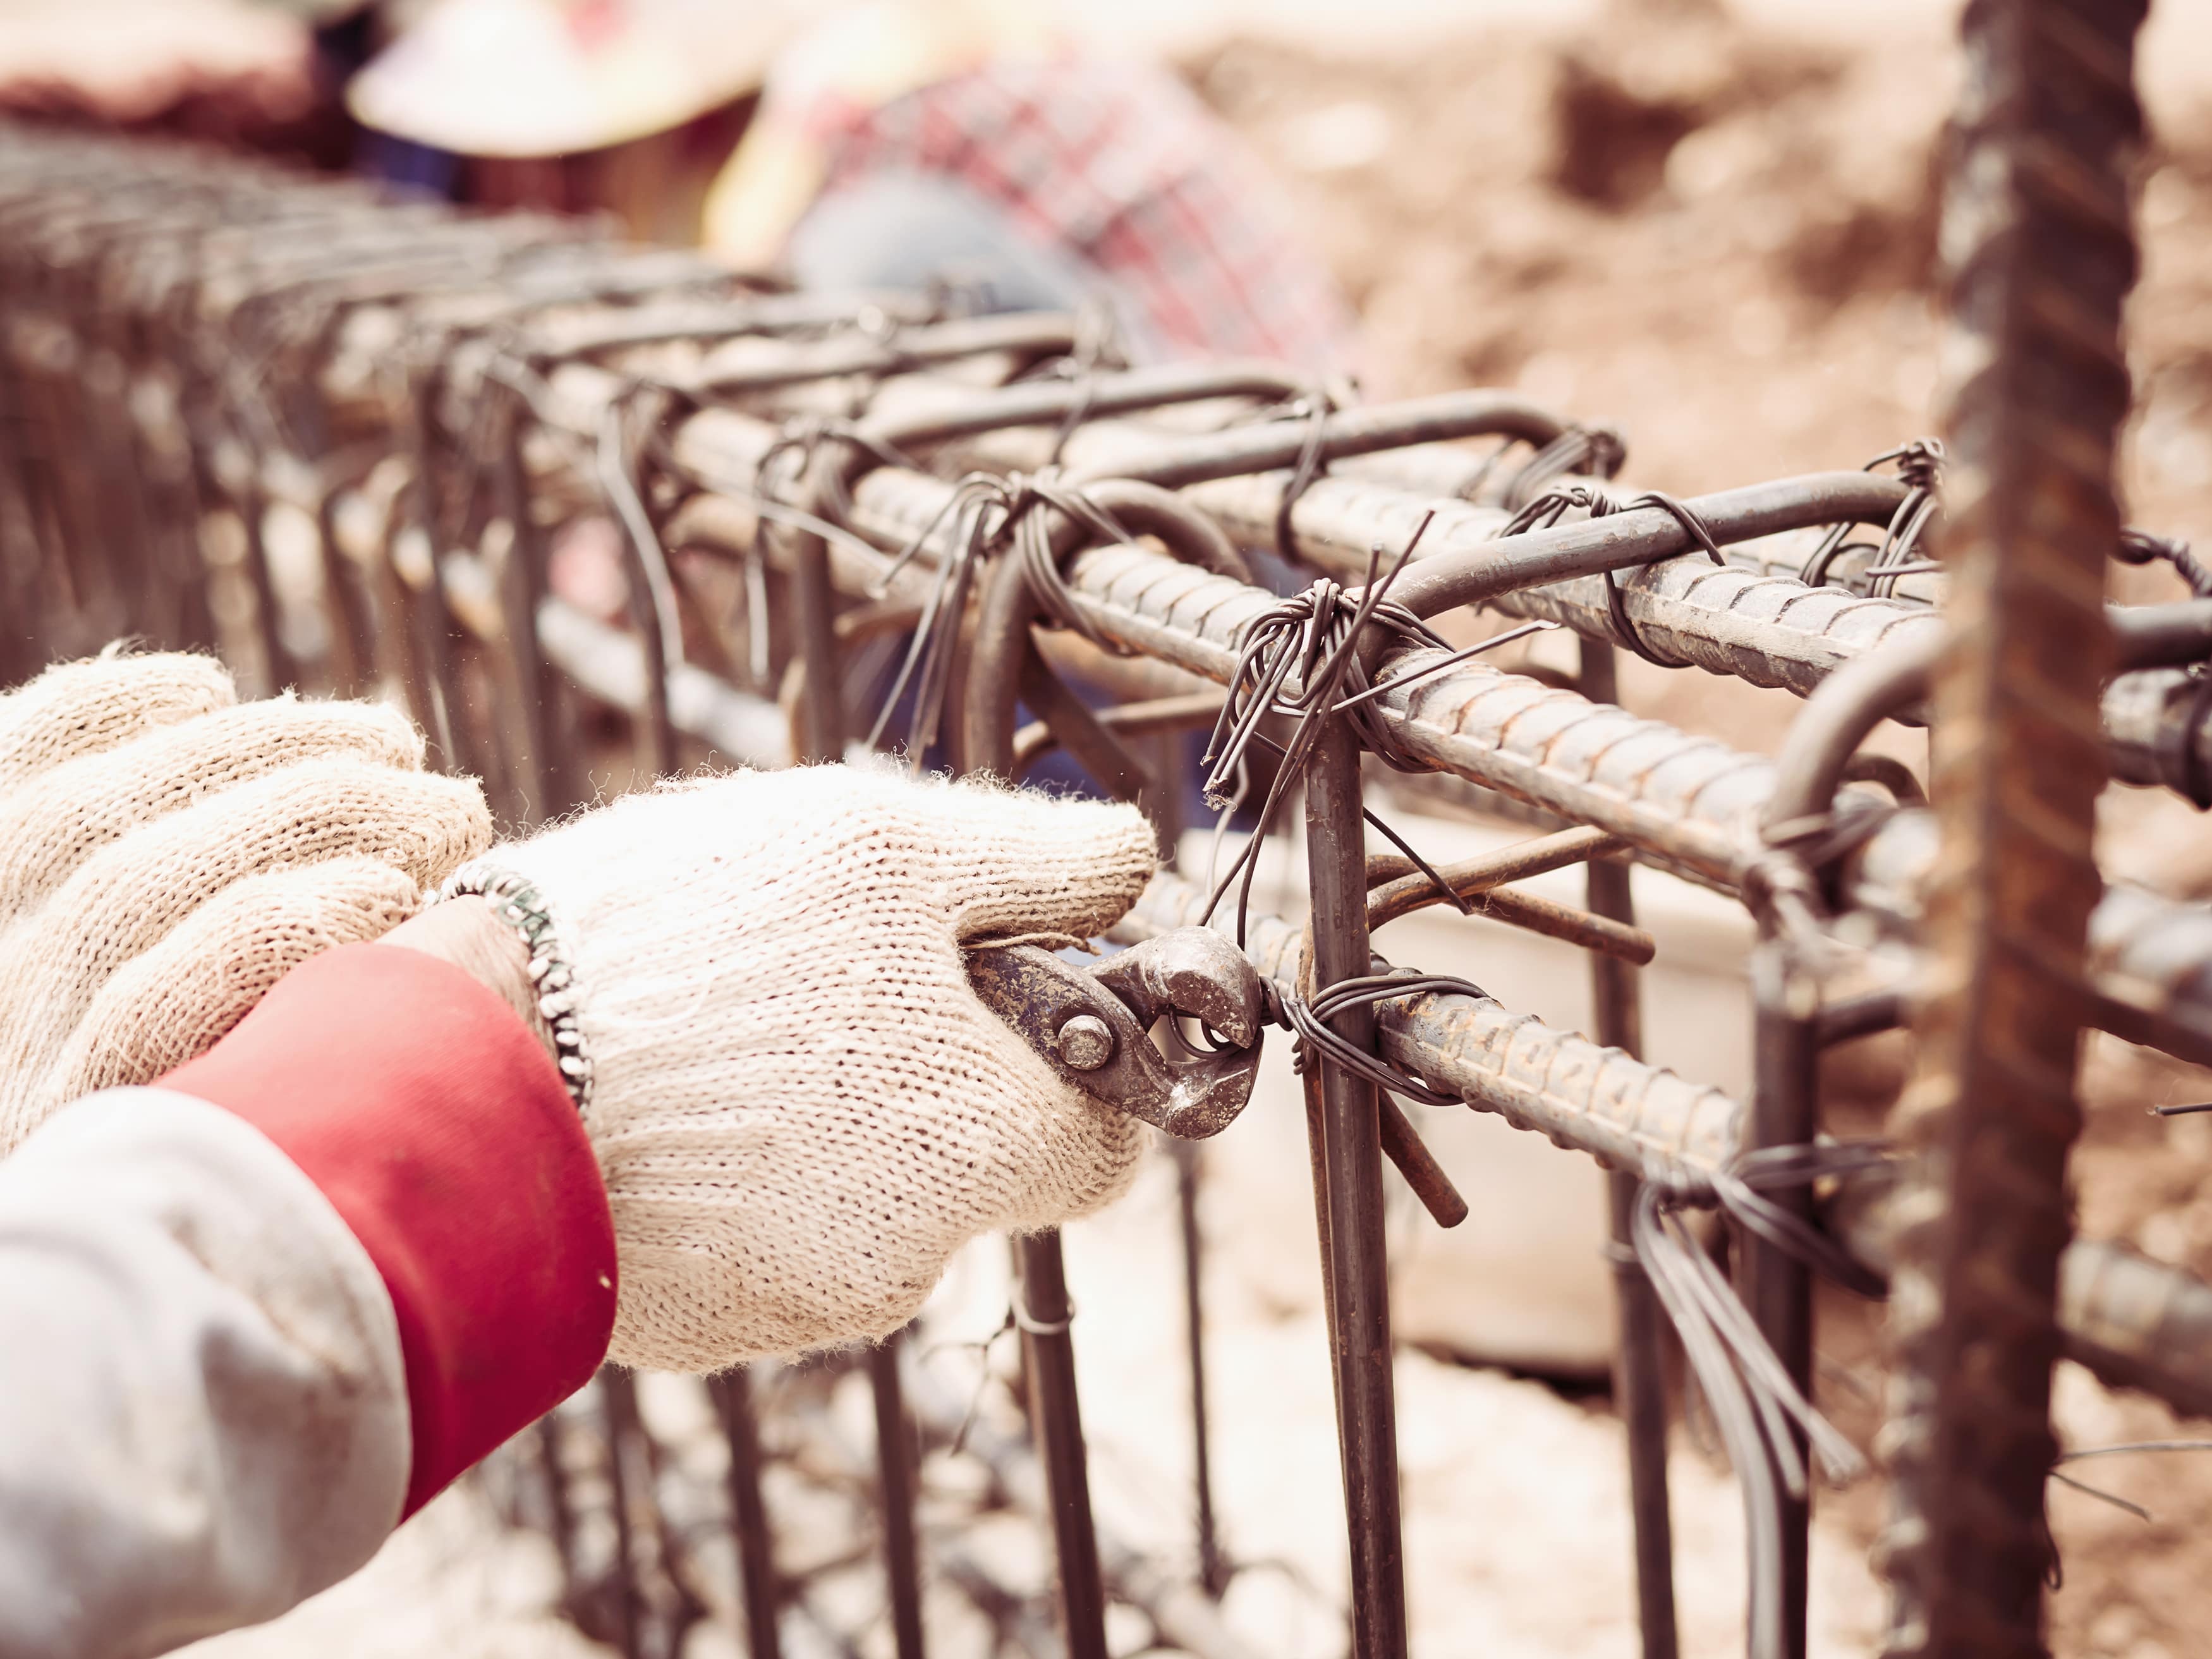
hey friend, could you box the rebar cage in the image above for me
[2,6,2206,1653]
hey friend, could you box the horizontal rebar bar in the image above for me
[1112,870,2212,1423]
[1117,868,1739,1188]
[18,142,2212,1073]
[424,350,2212,1067]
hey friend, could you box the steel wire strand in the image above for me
[1632,1182,1790,1659]
[865,466,1151,765]
[1267,385,1338,564]
[2036,1438,2212,1588]
[1268,969,1490,1107]
[1632,1154,1873,1659]
[1493,483,1729,667]
[1194,518,1455,942]
[1499,422,1629,510]
[863,474,1003,763]
[1799,439,1945,597]
[1712,1141,1896,1301]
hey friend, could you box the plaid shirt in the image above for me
[793,58,1357,375]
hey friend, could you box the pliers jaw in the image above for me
[965,929,1266,1139]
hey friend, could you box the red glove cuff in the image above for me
[162,942,617,1516]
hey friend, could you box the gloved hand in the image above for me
[0,652,492,1152]
[411,764,1157,1372]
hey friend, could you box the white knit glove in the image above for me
[480,765,1158,1371]
[0,652,492,1152]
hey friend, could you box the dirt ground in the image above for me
[1174,2,2212,1653]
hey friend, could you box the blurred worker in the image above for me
[346,0,1360,373]
[0,0,338,158]
[0,650,1157,1658]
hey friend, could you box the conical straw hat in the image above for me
[349,0,810,157]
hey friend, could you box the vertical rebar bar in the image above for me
[1014,1231,1110,1659]
[601,399,678,779]
[599,1367,647,1659]
[400,378,475,772]
[1744,941,1818,1659]
[867,1332,928,1659]
[535,1413,580,1601]
[1880,3,2144,1653]
[794,537,843,763]
[954,682,1104,1656]
[1579,638,1680,1659]
[0,371,42,684]
[312,487,375,698]
[1171,1137,1230,1597]
[710,1366,784,1659]
[492,386,564,823]
[1303,716,1409,1659]
[1151,725,1226,1600]
[238,484,295,694]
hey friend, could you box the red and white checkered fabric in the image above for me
[795,56,1358,374]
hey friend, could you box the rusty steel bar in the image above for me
[1744,937,1818,1659]
[1364,823,1621,894]
[1835,1196,2212,1429]
[684,312,1078,396]
[709,1367,784,1659]
[2057,1238,2212,1422]
[1880,4,2147,1655]
[1114,869,2212,1428]
[599,1368,650,1659]
[1012,1231,1110,1659]
[1122,866,1741,1190]
[1065,389,1565,492]
[866,1334,928,1659]
[1722,525,1945,609]
[1581,639,1681,1659]
[1304,717,1409,1659]
[18,117,2212,1659]
[1373,879,1653,963]
[1150,684,1232,1607]
[2103,665,2212,802]
[1170,1137,1231,1600]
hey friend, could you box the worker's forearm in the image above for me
[161,944,617,1517]
[0,945,614,1659]
[0,1089,408,1659]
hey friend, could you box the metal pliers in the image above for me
[966,929,1267,1138]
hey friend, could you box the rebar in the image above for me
[1582,638,1682,1659]
[1880,6,2147,1654]
[4,106,2209,1659]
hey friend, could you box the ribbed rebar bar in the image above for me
[9,117,2212,1659]
[1878,4,2146,1655]
[1113,870,2212,1428]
